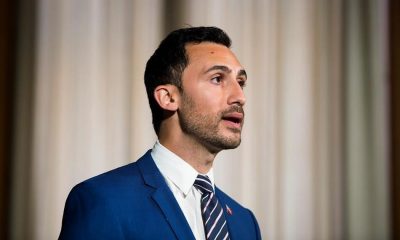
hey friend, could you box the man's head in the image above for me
[145,26,246,152]
[145,27,232,134]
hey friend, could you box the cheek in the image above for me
[182,80,224,113]
[196,87,224,109]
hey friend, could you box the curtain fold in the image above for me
[343,0,390,238]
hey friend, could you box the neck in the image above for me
[158,127,218,174]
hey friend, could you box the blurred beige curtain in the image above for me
[11,0,389,239]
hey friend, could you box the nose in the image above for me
[227,80,246,106]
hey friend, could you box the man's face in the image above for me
[178,42,247,153]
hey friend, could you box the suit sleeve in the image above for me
[58,183,124,240]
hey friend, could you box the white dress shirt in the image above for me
[151,141,215,240]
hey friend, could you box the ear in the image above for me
[154,85,180,111]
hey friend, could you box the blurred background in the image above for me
[0,0,399,239]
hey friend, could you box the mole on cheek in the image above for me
[210,51,214,54]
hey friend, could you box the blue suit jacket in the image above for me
[59,151,262,239]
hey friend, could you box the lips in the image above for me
[221,112,244,126]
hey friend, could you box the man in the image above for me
[59,26,261,240]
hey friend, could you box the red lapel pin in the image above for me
[226,204,233,215]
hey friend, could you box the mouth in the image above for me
[221,112,244,128]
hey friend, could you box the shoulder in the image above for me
[66,150,155,204]
[215,187,248,214]
[59,151,155,239]
[69,150,154,196]
[77,161,140,192]
[215,187,262,239]
[63,160,144,219]
[68,161,140,201]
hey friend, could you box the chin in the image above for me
[203,136,241,152]
[219,138,242,150]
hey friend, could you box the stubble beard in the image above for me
[178,92,243,153]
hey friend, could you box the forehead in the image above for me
[185,42,242,68]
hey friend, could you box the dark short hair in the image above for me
[144,26,232,135]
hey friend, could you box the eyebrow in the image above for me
[204,65,247,79]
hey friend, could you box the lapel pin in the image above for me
[226,204,233,215]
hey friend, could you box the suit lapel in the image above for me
[152,188,195,240]
[137,151,195,240]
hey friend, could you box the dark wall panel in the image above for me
[390,0,400,239]
[0,0,18,239]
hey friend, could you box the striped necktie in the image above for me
[194,175,230,240]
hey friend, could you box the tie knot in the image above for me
[194,175,214,195]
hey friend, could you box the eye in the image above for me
[211,75,222,84]
[238,79,246,89]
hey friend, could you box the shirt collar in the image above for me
[151,140,215,196]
